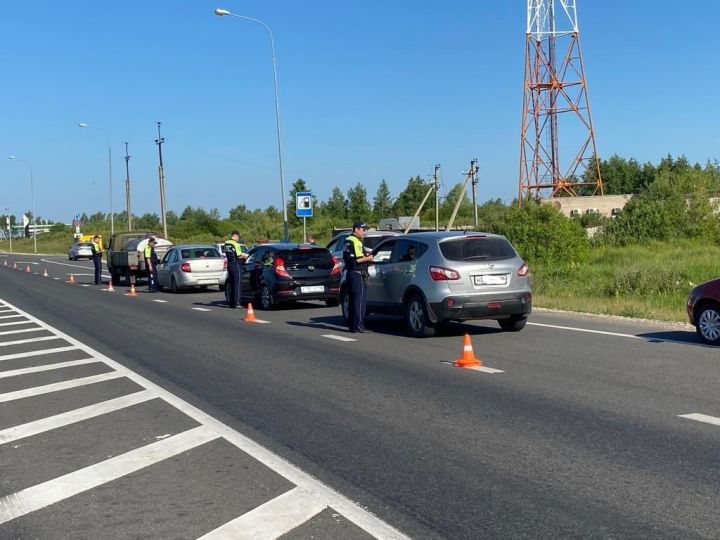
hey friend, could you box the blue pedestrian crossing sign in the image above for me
[296,192,313,218]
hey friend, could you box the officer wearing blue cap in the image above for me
[343,221,374,333]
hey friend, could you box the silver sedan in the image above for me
[156,245,227,293]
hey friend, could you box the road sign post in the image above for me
[296,192,313,243]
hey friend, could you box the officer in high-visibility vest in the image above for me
[90,235,103,285]
[144,238,159,293]
[343,221,374,333]
[225,230,247,308]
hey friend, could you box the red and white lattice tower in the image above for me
[518,0,603,202]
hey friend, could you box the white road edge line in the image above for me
[0,298,410,540]
[678,413,720,426]
[0,358,102,379]
[321,334,357,342]
[198,487,326,540]
[0,345,79,362]
[0,425,219,524]
[0,389,156,445]
[528,321,698,346]
[0,371,123,403]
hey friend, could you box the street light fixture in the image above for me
[7,156,36,253]
[78,123,114,234]
[215,7,289,242]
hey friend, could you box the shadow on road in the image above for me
[636,330,712,348]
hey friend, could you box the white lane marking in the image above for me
[465,365,505,374]
[0,345,79,362]
[0,299,411,540]
[0,321,34,328]
[0,335,59,348]
[40,257,109,273]
[0,372,123,403]
[33,272,39,275]
[153,299,168,303]
[0,315,23,320]
[321,334,357,342]
[0,389,156,445]
[52,277,60,280]
[679,413,720,426]
[0,327,43,337]
[247,319,271,324]
[0,358,101,379]
[192,307,212,312]
[198,487,326,540]
[0,425,219,524]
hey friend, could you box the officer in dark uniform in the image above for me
[90,235,103,285]
[343,221,374,333]
[225,230,247,308]
[144,237,159,293]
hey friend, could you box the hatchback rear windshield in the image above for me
[439,237,516,261]
[278,248,333,266]
[180,248,221,259]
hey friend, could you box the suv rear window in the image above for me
[278,248,333,268]
[439,237,516,262]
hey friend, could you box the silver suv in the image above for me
[340,231,532,337]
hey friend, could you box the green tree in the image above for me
[288,178,310,224]
[347,183,371,222]
[394,176,431,216]
[372,179,393,223]
[325,187,347,221]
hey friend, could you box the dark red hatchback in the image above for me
[687,277,720,345]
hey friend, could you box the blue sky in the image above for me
[1,1,719,223]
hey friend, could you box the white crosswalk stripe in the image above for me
[0,298,409,539]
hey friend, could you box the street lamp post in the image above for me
[215,8,289,242]
[8,156,36,253]
[79,123,114,235]
[3,207,12,254]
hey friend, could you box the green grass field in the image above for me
[2,235,717,323]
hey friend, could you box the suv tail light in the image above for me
[181,262,191,273]
[429,266,460,281]
[517,262,529,277]
[274,256,290,278]
[330,256,341,275]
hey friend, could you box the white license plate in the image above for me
[473,274,507,286]
[300,285,325,294]
[197,279,217,285]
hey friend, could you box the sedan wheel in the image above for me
[171,277,179,294]
[340,289,349,323]
[696,304,720,345]
[405,294,435,338]
[259,286,273,310]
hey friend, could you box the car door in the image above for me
[157,249,176,286]
[384,239,420,307]
[240,248,259,301]
[366,239,397,309]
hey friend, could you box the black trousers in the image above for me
[227,266,241,307]
[347,270,367,332]
[148,266,158,292]
[93,256,102,285]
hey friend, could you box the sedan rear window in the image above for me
[180,248,221,259]
[278,248,333,267]
[439,237,516,261]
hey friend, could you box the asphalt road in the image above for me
[1,253,719,539]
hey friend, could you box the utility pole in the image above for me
[470,158,479,229]
[124,142,132,231]
[155,122,168,239]
[433,164,441,231]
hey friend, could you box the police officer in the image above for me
[225,230,247,308]
[343,221,374,333]
[144,237,159,293]
[90,235,103,285]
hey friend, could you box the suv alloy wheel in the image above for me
[405,293,435,338]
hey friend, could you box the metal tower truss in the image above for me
[519,0,603,201]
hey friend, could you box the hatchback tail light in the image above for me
[517,262,529,277]
[330,256,341,275]
[181,262,191,273]
[429,266,460,281]
[274,256,290,278]
[223,259,227,270]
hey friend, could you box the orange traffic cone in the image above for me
[67,274,75,284]
[128,283,137,297]
[107,280,115,292]
[454,333,482,368]
[25,265,31,273]
[244,303,257,322]
[43,268,48,277]
[3,259,7,267]
[12,262,17,270]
